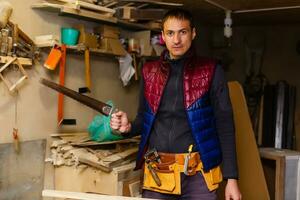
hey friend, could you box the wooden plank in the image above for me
[0,57,16,73]
[70,136,140,147]
[0,57,28,92]
[50,132,89,137]
[77,1,116,14]
[60,6,117,23]
[31,3,117,23]
[42,189,158,200]
[0,140,46,200]
[117,7,166,21]
[81,0,97,3]
[76,150,112,172]
[31,2,64,11]
[101,147,138,168]
[259,148,286,200]
[55,0,116,13]
[129,180,141,197]
[104,1,118,8]
[117,19,160,32]
[54,162,140,195]
[66,45,119,57]
[118,0,183,7]
[72,147,137,172]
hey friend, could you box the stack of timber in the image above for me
[47,132,139,172]
[0,20,35,63]
[0,19,35,92]
[114,0,183,30]
[32,0,183,31]
[45,133,142,196]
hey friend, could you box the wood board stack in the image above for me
[114,0,183,30]
[46,133,142,196]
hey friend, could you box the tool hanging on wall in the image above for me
[57,44,66,125]
[0,56,28,92]
[12,90,20,153]
[43,44,62,70]
[78,48,91,93]
[48,44,76,125]
[57,44,75,125]
[43,44,79,125]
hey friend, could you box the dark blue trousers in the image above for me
[142,172,217,200]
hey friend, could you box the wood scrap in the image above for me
[70,136,140,147]
[101,147,138,168]
[50,139,68,148]
[94,149,115,159]
[129,180,141,197]
[50,132,89,137]
[47,135,140,173]
[60,135,90,143]
[77,152,112,172]
[0,56,32,65]
[60,145,74,152]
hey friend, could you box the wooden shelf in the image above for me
[66,45,124,57]
[32,2,160,31]
[117,19,160,32]
[31,3,117,24]
[40,44,124,57]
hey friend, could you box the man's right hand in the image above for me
[110,111,131,134]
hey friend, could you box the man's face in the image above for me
[162,17,196,60]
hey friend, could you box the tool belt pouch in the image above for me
[200,165,223,191]
[143,162,181,195]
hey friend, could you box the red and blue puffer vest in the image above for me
[136,51,222,172]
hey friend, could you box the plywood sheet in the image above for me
[0,139,46,200]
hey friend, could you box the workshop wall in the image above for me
[0,0,140,143]
[221,25,300,150]
[0,0,211,144]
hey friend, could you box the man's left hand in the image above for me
[225,179,242,200]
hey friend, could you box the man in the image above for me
[110,8,241,200]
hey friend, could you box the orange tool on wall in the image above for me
[43,44,62,70]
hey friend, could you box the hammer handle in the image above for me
[148,164,161,186]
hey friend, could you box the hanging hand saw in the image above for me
[40,78,115,116]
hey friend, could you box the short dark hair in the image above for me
[161,8,194,30]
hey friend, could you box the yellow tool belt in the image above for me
[143,152,223,195]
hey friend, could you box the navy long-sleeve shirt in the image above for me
[128,56,238,179]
